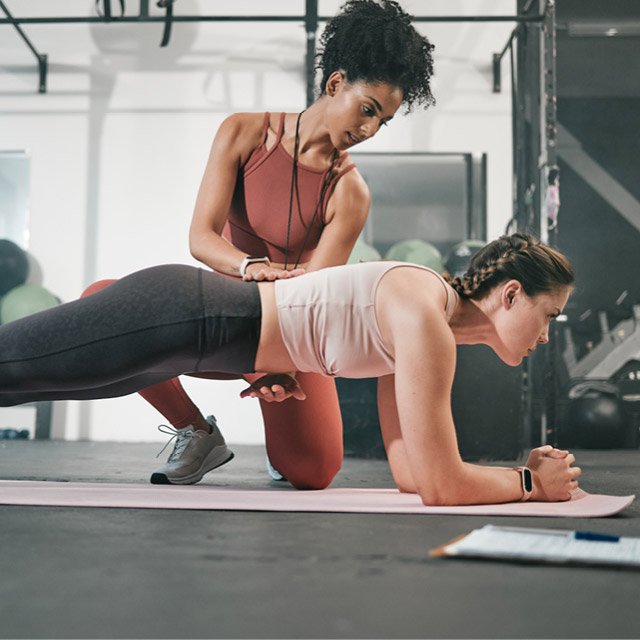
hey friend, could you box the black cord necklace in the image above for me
[283,111,338,270]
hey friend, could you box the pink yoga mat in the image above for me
[0,481,634,517]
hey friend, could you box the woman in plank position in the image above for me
[0,233,580,505]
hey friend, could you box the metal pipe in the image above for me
[0,14,547,26]
[493,25,521,92]
[305,0,318,108]
[0,0,47,92]
[0,0,42,60]
[497,25,521,62]
[492,2,547,93]
[0,7,547,94]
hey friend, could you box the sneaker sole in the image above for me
[150,448,235,485]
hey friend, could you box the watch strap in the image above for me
[514,466,533,502]
[239,256,270,278]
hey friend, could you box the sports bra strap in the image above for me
[334,152,349,168]
[259,112,271,145]
[258,112,286,147]
[273,112,286,146]
[332,162,356,182]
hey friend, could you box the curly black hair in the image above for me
[316,0,435,113]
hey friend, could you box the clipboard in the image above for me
[430,525,640,569]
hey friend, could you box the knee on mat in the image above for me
[281,453,342,490]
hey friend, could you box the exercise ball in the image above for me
[564,383,627,449]
[0,239,30,297]
[347,241,381,264]
[444,239,486,278]
[0,283,59,324]
[384,239,443,273]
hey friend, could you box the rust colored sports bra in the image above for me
[222,113,356,265]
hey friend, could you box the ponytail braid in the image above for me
[443,233,573,299]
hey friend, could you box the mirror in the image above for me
[0,150,31,249]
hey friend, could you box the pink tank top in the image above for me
[274,262,459,378]
[223,113,356,264]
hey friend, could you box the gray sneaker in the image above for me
[150,415,234,485]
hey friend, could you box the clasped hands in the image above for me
[526,444,582,501]
[239,373,306,402]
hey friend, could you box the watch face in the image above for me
[523,468,533,492]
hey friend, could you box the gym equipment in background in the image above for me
[560,302,640,449]
[384,239,444,273]
[615,362,640,449]
[0,239,29,297]
[443,239,486,278]
[560,380,627,449]
[0,282,59,324]
[563,303,640,380]
[0,429,30,439]
[347,241,381,265]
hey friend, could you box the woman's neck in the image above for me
[292,99,337,163]
[448,296,499,347]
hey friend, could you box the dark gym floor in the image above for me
[1,440,639,639]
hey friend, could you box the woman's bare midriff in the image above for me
[254,282,298,373]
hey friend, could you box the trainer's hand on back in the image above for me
[242,265,306,281]
[239,373,306,402]
[526,444,582,502]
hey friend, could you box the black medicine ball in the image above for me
[0,239,30,297]
[565,382,627,449]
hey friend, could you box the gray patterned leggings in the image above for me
[0,264,261,406]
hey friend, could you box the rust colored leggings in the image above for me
[82,279,343,489]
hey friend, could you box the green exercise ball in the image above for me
[0,283,59,324]
[384,239,443,273]
[444,239,486,278]
[347,241,381,265]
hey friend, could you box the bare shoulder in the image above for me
[325,163,370,226]
[337,154,369,195]
[379,265,449,311]
[219,112,265,136]
[213,113,266,162]
[376,266,453,352]
[337,164,370,199]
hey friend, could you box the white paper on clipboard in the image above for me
[433,525,640,567]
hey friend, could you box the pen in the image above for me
[574,531,620,542]
[488,525,621,542]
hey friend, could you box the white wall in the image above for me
[0,0,514,443]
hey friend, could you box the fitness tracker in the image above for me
[514,466,533,501]
[239,256,271,278]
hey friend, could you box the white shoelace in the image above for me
[155,424,196,460]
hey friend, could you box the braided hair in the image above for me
[316,0,435,113]
[443,233,574,300]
